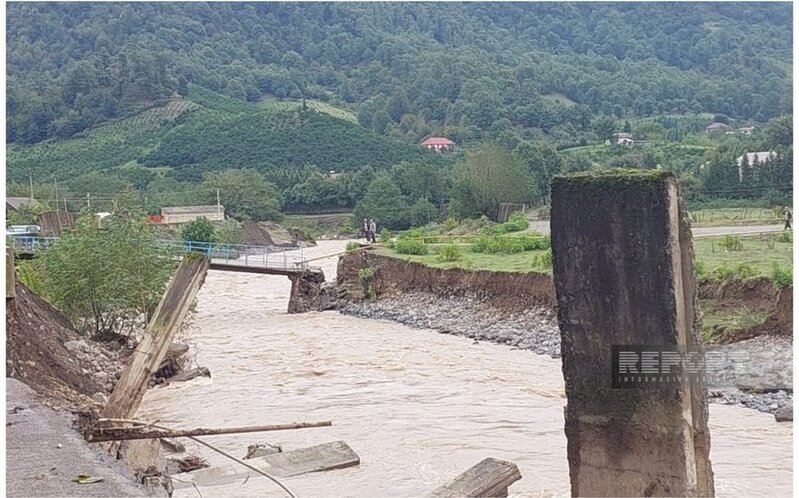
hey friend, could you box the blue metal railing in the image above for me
[8,236,308,271]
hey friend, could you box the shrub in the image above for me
[718,235,743,252]
[770,264,793,288]
[443,217,459,231]
[379,229,392,243]
[532,250,553,271]
[776,231,792,243]
[358,267,376,299]
[480,211,530,235]
[735,262,757,279]
[711,262,735,280]
[437,244,463,262]
[182,217,217,243]
[345,241,360,252]
[471,235,549,254]
[394,238,428,255]
[695,261,709,281]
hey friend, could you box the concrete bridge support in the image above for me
[550,171,714,497]
[287,270,334,314]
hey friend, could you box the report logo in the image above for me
[611,345,750,388]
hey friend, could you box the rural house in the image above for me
[615,132,634,146]
[421,136,455,152]
[705,122,733,134]
[160,205,224,224]
[6,197,40,213]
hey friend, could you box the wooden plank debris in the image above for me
[90,420,333,442]
[172,440,360,489]
[103,253,209,422]
[430,458,522,498]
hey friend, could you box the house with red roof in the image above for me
[421,136,455,152]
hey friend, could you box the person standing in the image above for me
[369,218,377,242]
[362,218,369,241]
[783,206,792,230]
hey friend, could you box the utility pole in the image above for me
[87,193,91,209]
[54,179,59,210]
[29,172,34,200]
[216,188,221,220]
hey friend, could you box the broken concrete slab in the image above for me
[551,170,714,497]
[172,440,359,489]
[244,442,282,459]
[430,457,522,497]
[775,405,793,422]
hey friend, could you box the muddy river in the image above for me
[139,240,792,497]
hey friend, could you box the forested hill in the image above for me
[8,2,792,146]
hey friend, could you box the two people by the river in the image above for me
[363,218,378,242]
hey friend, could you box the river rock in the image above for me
[775,405,793,422]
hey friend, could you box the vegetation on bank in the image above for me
[17,210,176,336]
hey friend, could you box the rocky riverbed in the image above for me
[339,293,793,417]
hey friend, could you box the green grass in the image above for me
[699,299,769,342]
[258,97,357,123]
[378,234,792,278]
[694,235,792,278]
[688,207,780,226]
[541,93,577,107]
[375,244,551,273]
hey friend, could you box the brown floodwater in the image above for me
[139,240,792,497]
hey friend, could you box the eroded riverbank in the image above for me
[139,241,792,497]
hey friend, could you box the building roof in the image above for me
[421,136,455,146]
[161,205,223,214]
[6,197,39,211]
[706,122,732,130]
[615,132,633,138]
[736,151,776,165]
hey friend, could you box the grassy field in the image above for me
[688,207,781,226]
[258,98,358,123]
[694,234,792,277]
[374,244,551,273]
[377,233,792,278]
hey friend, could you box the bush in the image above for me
[695,261,708,281]
[378,229,392,243]
[345,241,360,252]
[770,264,793,288]
[437,244,463,262]
[735,262,757,279]
[358,267,376,299]
[480,211,530,235]
[776,231,792,243]
[182,217,217,243]
[394,238,428,255]
[443,217,459,231]
[711,262,735,280]
[532,250,553,271]
[471,235,549,254]
[718,235,743,252]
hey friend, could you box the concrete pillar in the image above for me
[550,171,713,497]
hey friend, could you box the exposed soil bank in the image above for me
[337,250,555,312]
[337,252,792,415]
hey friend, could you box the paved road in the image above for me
[6,379,146,497]
[528,221,785,238]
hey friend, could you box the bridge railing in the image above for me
[8,236,309,271]
[7,236,60,254]
[156,240,308,271]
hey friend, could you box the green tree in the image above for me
[181,216,217,243]
[199,169,283,221]
[353,175,410,230]
[450,142,535,220]
[592,114,617,143]
[216,219,245,245]
[34,209,175,335]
